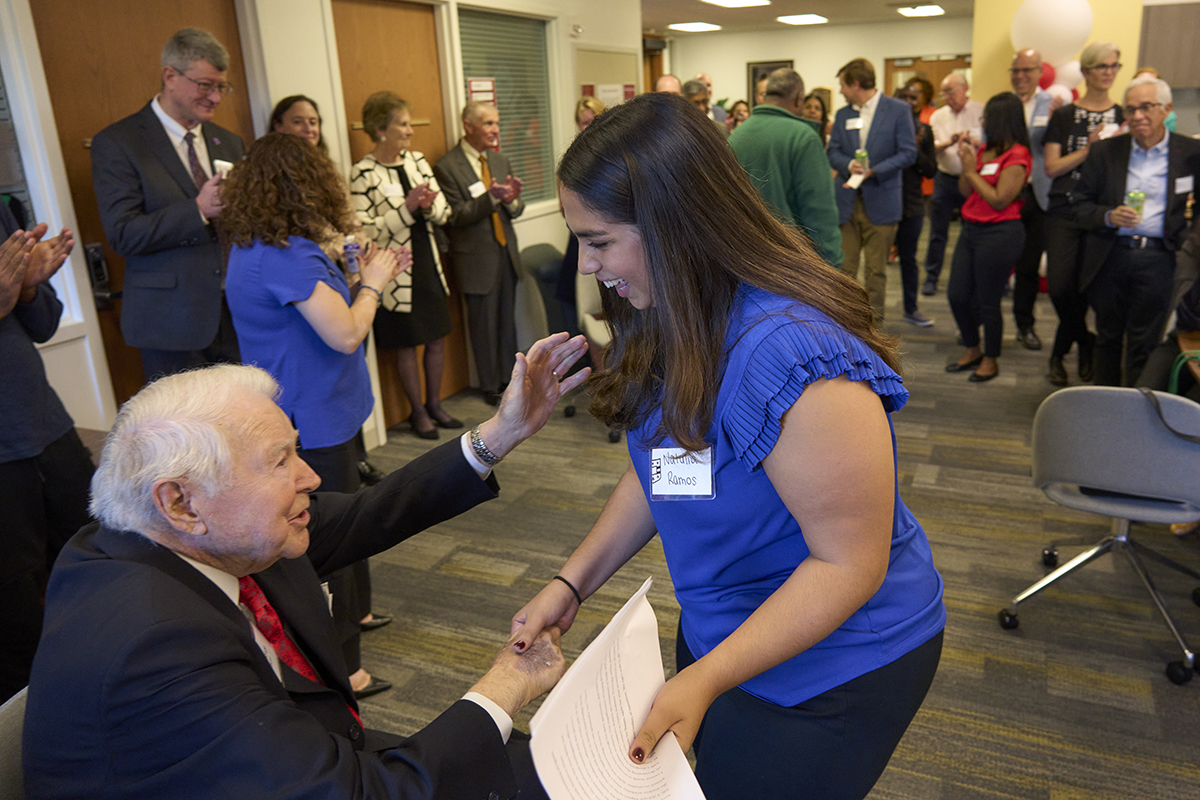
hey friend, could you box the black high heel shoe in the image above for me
[407,414,439,440]
[425,404,463,429]
[945,355,984,373]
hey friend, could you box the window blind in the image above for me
[458,8,554,202]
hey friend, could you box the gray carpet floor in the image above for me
[282,224,1200,797]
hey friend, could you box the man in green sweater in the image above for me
[729,68,843,268]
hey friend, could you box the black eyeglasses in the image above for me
[1084,63,1122,73]
[1123,102,1163,117]
[175,70,234,97]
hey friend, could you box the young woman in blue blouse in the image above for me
[511,93,945,800]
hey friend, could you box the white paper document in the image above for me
[530,577,706,800]
[844,172,865,190]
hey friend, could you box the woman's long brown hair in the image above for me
[220,132,357,250]
[557,93,900,452]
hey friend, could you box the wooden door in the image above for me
[885,55,972,107]
[332,0,468,428]
[30,0,255,406]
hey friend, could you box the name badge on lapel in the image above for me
[980,163,1000,177]
[650,447,715,501]
[468,180,487,198]
[1032,115,1048,128]
[1177,175,1194,195]
[845,118,863,130]
[382,183,404,198]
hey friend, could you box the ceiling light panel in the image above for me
[777,14,828,25]
[668,22,723,32]
[898,5,945,17]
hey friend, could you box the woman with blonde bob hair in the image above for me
[511,93,945,800]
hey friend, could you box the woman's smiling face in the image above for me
[560,186,652,310]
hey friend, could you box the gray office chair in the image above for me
[998,386,1200,684]
[0,687,27,800]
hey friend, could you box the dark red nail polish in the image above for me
[631,747,645,763]
[514,641,525,651]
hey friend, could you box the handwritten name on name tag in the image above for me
[650,447,715,500]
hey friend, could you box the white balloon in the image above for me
[1046,84,1074,105]
[1010,0,1094,67]
[1053,60,1084,90]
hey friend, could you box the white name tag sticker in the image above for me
[980,162,1000,177]
[1177,175,1194,194]
[1032,115,1048,128]
[845,117,863,130]
[381,183,404,198]
[650,447,715,501]
[468,180,487,198]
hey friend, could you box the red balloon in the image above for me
[1071,88,1079,101]
[1038,62,1056,90]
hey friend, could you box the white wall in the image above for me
[668,17,974,113]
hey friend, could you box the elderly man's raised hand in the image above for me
[470,626,567,718]
[475,332,589,460]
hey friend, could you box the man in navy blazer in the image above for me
[91,28,245,381]
[23,342,589,799]
[1070,76,1200,386]
[828,58,917,322]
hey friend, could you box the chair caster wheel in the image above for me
[1166,660,1193,685]
[1192,587,1200,608]
[1042,548,1058,568]
[998,610,1019,630]
[607,429,621,444]
[564,405,576,418]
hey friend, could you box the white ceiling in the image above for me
[641,0,974,34]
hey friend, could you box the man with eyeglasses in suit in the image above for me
[92,27,246,381]
[1071,76,1200,386]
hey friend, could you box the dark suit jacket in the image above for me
[91,103,245,350]
[23,440,524,800]
[827,93,917,226]
[902,120,937,219]
[1069,132,1200,291]
[433,142,525,296]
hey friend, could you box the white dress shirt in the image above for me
[856,89,881,152]
[930,99,985,175]
[151,96,212,182]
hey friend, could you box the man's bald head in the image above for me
[940,73,969,112]
[694,72,713,92]
[655,74,682,95]
[1010,48,1043,99]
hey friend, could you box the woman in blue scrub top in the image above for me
[511,93,945,800]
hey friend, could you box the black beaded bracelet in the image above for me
[553,575,583,607]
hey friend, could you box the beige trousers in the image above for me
[839,195,897,322]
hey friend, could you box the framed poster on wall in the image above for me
[747,60,793,106]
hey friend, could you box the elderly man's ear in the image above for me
[152,479,209,536]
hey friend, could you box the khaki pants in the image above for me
[839,195,897,322]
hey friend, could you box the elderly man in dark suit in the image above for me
[23,334,590,799]
[91,28,246,381]
[828,57,917,323]
[435,102,525,405]
[1071,75,1200,386]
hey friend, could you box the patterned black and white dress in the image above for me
[350,151,452,348]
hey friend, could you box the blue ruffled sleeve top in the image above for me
[628,284,945,706]
[226,236,374,449]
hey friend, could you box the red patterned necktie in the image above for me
[238,575,322,683]
[238,575,362,725]
[183,131,208,190]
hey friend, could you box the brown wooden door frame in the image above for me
[884,55,972,107]
[332,0,469,429]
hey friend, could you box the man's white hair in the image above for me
[1125,75,1172,106]
[89,364,280,533]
